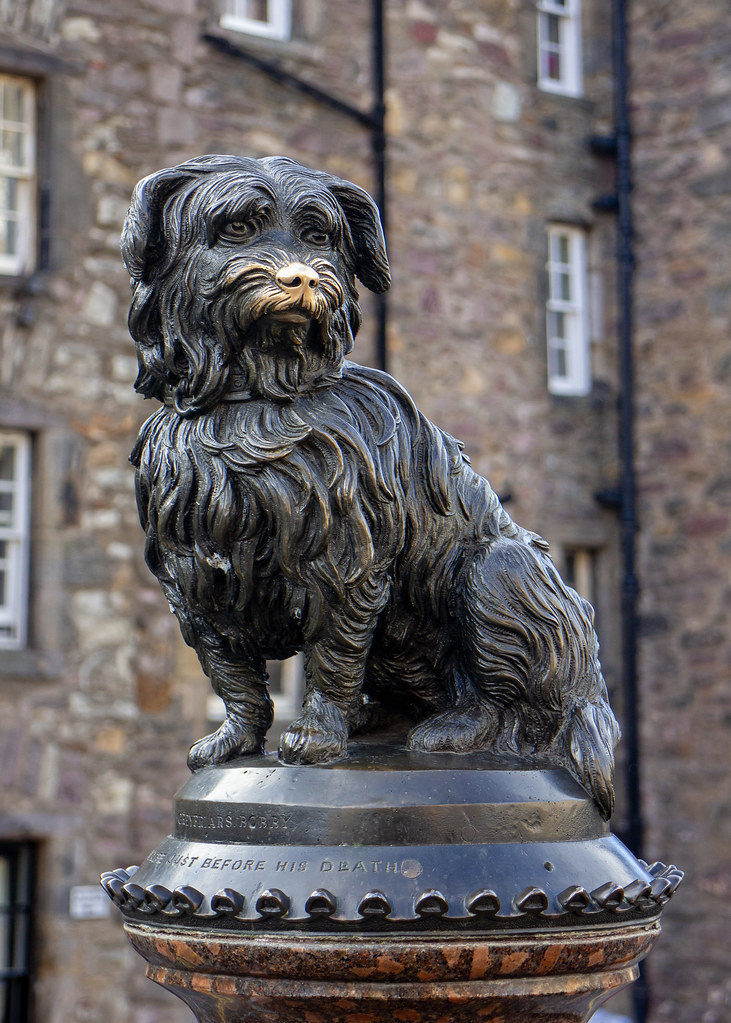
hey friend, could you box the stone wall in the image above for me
[0,1,725,1021]
[630,2,731,1020]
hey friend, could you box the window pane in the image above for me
[0,129,23,169]
[546,12,561,44]
[546,50,559,78]
[3,85,25,125]
[549,342,568,380]
[557,346,568,376]
[9,912,29,970]
[550,231,569,265]
[0,445,15,480]
[0,175,19,212]
[225,0,268,20]
[0,539,7,558]
[0,215,17,257]
[0,857,9,970]
[548,310,566,339]
[563,549,597,603]
[0,567,6,606]
[0,491,13,526]
[550,270,572,301]
[565,551,577,586]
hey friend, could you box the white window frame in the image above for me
[220,0,292,41]
[0,74,36,276]
[537,0,583,98]
[546,225,591,396]
[0,431,31,649]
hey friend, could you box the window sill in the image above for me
[203,22,325,66]
[0,647,62,680]
[536,88,595,114]
[538,79,583,100]
[0,271,46,295]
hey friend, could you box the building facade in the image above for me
[0,1,727,1021]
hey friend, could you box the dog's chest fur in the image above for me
[132,363,517,657]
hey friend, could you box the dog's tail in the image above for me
[560,698,620,820]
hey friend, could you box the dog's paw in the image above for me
[187,719,263,771]
[407,707,491,754]
[279,698,348,764]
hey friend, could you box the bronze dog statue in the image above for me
[122,155,620,818]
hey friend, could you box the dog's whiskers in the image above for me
[224,262,272,289]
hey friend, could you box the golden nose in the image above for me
[275,263,320,298]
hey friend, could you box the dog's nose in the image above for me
[275,263,320,299]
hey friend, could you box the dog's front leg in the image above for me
[187,631,273,771]
[280,578,389,764]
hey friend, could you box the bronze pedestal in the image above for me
[103,745,681,1022]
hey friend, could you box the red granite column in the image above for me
[125,921,660,1023]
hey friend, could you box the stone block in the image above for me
[81,280,118,328]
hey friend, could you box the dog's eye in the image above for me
[301,228,331,247]
[220,220,257,242]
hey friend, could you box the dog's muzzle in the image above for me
[274,262,320,315]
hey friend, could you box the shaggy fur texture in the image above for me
[123,155,620,818]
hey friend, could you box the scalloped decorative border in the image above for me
[100,859,683,927]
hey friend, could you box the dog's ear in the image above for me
[327,178,391,294]
[121,165,202,284]
[121,166,201,401]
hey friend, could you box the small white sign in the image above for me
[69,885,111,920]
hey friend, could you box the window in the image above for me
[537,0,582,97]
[269,653,305,724]
[0,432,31,649]
[220,0,291,40]
[0,75,36,276]
[562,545,610,664]
[563,547,597,606]
[205,654,304,741]
[0,843,35,1023]
[545,225,590,395]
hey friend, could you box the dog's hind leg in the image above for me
[186,630,273,771]
[456,536,619,817]
[406,667,498,753]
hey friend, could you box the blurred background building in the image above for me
[0,1,727,1021]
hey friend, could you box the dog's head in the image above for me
[121,155,390,413]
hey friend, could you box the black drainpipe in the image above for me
[203,0,388,371]
[615,4,647,1019]
[594,1,646,1018]
[613,0,643,863]
[371,0,388,373]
